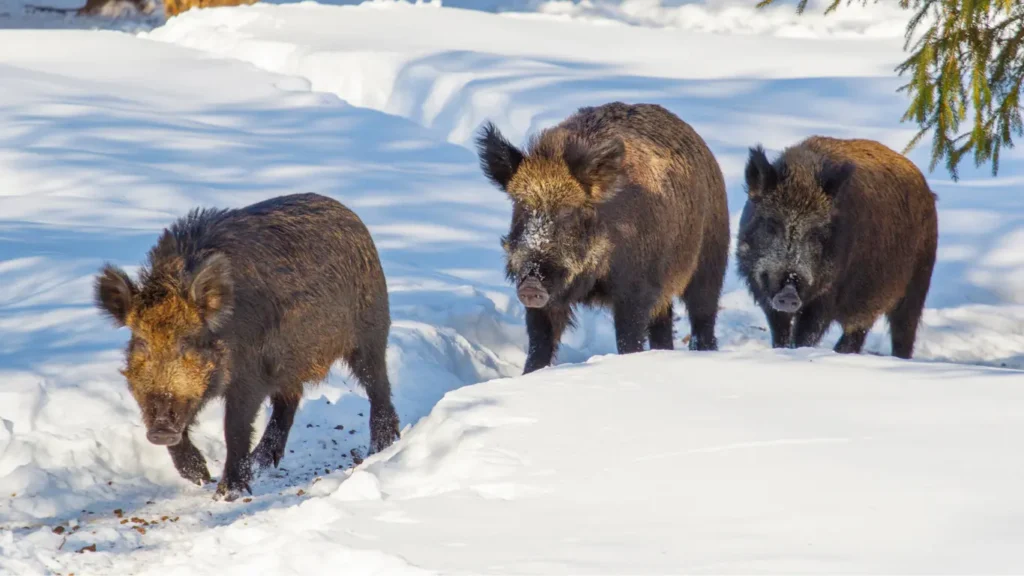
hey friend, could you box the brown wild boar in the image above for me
[163,0,255,18]
[737,136,938,358]
[476,102,730,373]
[94,193,400,500]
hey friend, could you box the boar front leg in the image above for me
[167,428,211,486]
[792,300,832,349]
[215,385,264,501]
[763,305,794,348]
[613,294,655,355]
[523,306,570,374]
[252,391,300,471]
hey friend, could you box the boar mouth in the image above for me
[517,276,550,309]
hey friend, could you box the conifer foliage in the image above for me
[757,0,1024,180]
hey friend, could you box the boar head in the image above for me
[737,144,855,313]
[95,242,233,446]
[476,122,622,308]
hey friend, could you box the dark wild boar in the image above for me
[476,102,730,373]
[94,193,400,500]
[737,136,938,358]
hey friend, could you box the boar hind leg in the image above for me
[523,306,571,374]
[348,342,400,455]
[888,252,935,359]
[252,391,300,471]
[215,387,264,501]
[834,327,868,355]
[682,252,726,352]
[647,304,675,350]
[168,429,211,486]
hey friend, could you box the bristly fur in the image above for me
[746,143,855,217]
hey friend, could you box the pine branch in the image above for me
[756,0,1024,181]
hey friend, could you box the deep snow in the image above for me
[0,1,1022,574]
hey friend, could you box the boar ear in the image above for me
[820,160,855,198]
[564,136,625,203]
[95,264,137,327]
[476,121,524,191]
[745,145,777,201]
[188,253,234,331]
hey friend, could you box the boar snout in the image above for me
[770,282,802,313]
[145,396,188,445]
[147,426,182,446]
[517,276,549,308]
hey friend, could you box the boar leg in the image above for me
[764,306,794,348]
[887,252,935,359]
[167,428,211,485]
[348,343,400,455]
[834,327,868,355]
[647,304,675,350]
[215,387,263,500]
[252,391,300,470]
[792,301,832,348]
[613,296,655,354]
[523,306,571,374]
[682,261,724,352]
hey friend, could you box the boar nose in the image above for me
[770,283,802,314]
[147,424,182,446]
[517,276,549,309]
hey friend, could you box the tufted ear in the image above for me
[819,159,855,198]
[95,264,137,327]
[563,136,625,204]
[188,253,234,331]
[475,121,524,191]
[745,144,778,202]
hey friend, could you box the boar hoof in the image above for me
[369,408,400,455]
[252,443,284,471]
[170,445,211,486]
[182,465,212,487]
[214,479,252,502]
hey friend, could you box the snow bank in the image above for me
[18,351,1024,574]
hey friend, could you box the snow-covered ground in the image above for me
[1,1,1022,574]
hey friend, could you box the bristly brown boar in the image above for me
[95,193,400,501]
[477,102,731,373]
[737,135,938,358]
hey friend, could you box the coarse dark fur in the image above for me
[737,136,939,358]
[476,102,730,373]
[94,193,400,500]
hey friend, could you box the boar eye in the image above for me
[764,219,782,236]
[130,338,148,355]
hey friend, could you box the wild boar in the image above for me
[476,102,730,373]
[737,136,938,358]
[94,193,400,500]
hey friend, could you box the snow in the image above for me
[0,1,1022,574]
